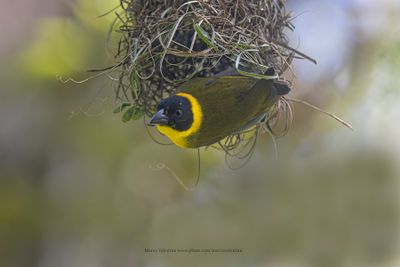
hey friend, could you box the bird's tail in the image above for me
[272,81,291,96]
[265,67,291,96]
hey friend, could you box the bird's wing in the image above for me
[178,76,259,101]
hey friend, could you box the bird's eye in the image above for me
[175,109,183,117]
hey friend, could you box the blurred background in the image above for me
[1,0,400,267]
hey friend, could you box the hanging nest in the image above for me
[112,0,314,157]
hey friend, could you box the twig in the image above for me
[287,98,353,131]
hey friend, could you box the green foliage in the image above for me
[113,103,131,114]
[122,106,146,122]
[113,103,146,122]
[20,0,119,79]
[73,0,120,34]
[20,18,91,78]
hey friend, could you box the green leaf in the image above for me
[122,106,146,122]
[235,52,279,80]
[113,103,131,114]
[194,23,216,48]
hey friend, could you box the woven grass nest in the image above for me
[113,0,314,157]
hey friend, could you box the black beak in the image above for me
[149,109,169,126]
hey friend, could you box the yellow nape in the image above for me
[156,92,203,148]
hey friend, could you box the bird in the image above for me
[149,69,291,148]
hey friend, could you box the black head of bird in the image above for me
[150,94,194,132]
